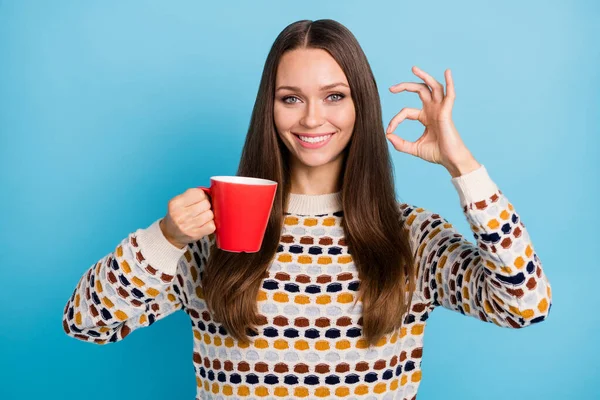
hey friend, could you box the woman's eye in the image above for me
[328,93,345,102]
[281,93,345,104]
[282,96,299,104]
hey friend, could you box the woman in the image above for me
[63,19,552,399]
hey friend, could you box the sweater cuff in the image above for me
[135,218,187,276]
[450,164,499,206]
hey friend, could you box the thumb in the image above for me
[386,133,417,156]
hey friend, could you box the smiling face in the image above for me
[274,48,356,177]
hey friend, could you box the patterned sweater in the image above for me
[62,165,552,400]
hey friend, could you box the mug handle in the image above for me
[198,186,212,199]
[197,186,215,235]
[198,186,212,238]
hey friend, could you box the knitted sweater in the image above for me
[62,165,552,400]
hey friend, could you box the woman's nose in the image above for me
[300,101,325,128]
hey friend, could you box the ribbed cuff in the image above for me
[135,218,187,276]
[450,164,499,206]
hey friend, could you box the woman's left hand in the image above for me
[385,66,481,178]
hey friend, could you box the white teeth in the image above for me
[298,134,332,143]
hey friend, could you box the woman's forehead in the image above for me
[276,49,349,89]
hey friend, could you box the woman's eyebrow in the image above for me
[275,82,349,92]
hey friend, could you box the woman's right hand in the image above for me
[160,188,216,249]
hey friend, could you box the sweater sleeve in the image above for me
[401,165,552,328]
[62,218,209,344]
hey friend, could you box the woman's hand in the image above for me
[385,66,481,178]
[160,188,216,249]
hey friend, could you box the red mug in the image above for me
[198,176,278,253]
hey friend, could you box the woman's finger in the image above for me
[412,66,445,103]
[389,82,432,103]
[185,199,212,219]
[443,69,456,109]
[386,107,421,134]
[189,208,214,228]
[386,132,419,157]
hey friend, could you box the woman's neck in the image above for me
[288,158,344,195]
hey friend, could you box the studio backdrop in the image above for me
[1,1,598,399]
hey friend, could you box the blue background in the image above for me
[1,0,598,399]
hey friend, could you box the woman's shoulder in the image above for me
[395,200,438,221]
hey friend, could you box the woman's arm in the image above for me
[62,218,207,344]
[403,165,552,328]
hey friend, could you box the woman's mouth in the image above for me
[292,132,335,149]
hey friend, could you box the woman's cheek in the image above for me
[274,107,295,133]
[332,105,355,130]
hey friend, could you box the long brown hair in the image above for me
[202,19,416,348]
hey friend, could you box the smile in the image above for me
[292,133,335,149]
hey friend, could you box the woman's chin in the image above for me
[292,152,337,169]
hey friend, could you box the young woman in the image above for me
[63,19,552,400]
